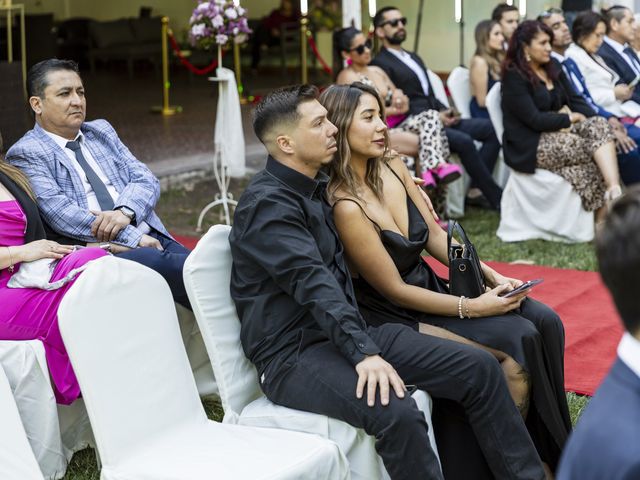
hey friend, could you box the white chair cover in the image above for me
[183,225,440,480]
[59,256,348,480]
[486,82,504,144]
[214,67,245,178]
[447,66,471,119]
[0,364,45,480]
[0,340,92,480]
[486,83,595,242]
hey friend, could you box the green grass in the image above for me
[61,189,594,479]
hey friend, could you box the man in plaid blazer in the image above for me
[6,59,191,308]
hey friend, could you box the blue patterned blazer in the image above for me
[6,119,169,248]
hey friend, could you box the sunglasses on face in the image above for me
[381,17,408,28]
[350,39,372,55]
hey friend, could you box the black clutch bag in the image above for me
[447,221,485,298]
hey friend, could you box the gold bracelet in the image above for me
[464,298,471,319]
[6,246,14,273]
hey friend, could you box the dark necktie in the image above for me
[65,140,114,210]
[623,46,640,74]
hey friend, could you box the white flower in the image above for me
[232,27,239,35]
[197,2,210,12]
[191,24,206,36]
[216,33,229,44]
[225,8,238,20]
[237,7,246,16]
[212,14,224,28]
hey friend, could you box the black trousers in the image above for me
[260,323,544,480]
[115,231,191,309]
[446,118,502,209]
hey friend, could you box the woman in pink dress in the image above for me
[0,159,108,404]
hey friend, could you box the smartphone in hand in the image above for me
[501,278,544,298]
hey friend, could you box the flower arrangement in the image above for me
[189,1,252,50]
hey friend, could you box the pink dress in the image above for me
[0,200,108,404]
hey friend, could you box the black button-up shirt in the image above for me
[230,156,381,374]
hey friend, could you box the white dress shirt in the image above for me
[603,36,640,75]
[44,129,119,211]
[618,333,640,380]
[44,129,150,234]
[387,48,430,96]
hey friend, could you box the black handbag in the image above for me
[447,220,485,298]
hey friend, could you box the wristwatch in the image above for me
[116,206,136,223]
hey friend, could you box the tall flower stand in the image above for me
[196,46,246,229]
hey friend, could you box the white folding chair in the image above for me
[0,364,45,480]
[486,83,595,242]
[183,225,440,480]
[446,66,472,119]
[58,256,349,480]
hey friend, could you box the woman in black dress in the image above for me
[320,82,569,477]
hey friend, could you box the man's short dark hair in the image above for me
[492,3,519,22]
[596,186,640,336]
[374,6,400,28]
[27,58,80,98]
[252,84,319,144]
[601,5,630,34]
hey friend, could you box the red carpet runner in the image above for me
[174,234,621,396]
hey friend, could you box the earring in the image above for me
[525,52,531,62]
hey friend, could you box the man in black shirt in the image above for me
[229,85,545,480]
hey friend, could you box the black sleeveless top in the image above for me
[335,166,449,330]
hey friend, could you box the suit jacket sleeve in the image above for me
[502,68,571,132]
[98,120,161,226]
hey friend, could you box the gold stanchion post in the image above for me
[300,16,309,84]
[1,2,28,99]
[151,16,181,115]
[233,41,248,104]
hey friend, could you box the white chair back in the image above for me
[183,225,262,422]
[427,69,450,108]
[486,82,503,144]
[0,365,45,480]
[58,256,206,467]
[446,66,471,118]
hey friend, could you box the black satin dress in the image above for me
[341,167,571,473]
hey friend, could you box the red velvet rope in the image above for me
[307,35,333,76]
[167,32,224,75]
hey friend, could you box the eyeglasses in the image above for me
[380,17,408,28]
[350,39,372,55]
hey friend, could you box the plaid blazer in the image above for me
[6,120,169,248]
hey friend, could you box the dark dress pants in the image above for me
[618,124,640,185]
[260,323,544,480]
[115,231,191,309]
[446,118,503,209]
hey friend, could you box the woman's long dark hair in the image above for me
[332,27,360,81]
[502,20,558,85]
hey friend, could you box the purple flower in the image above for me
[212,14,224,28]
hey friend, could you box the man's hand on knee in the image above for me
[91,210,131,242]
[138,233,163,251]
[355,355,406,407]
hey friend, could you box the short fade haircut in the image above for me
[596,186,640,336]
[252,84,319,144]
[492,3,519,22]
[374,6,400,29]
[27,58,80,98]
[601,5,630,34]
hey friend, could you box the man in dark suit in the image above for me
[557,188,640,480]
[598,6,640,104]
[370,6,503,210]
